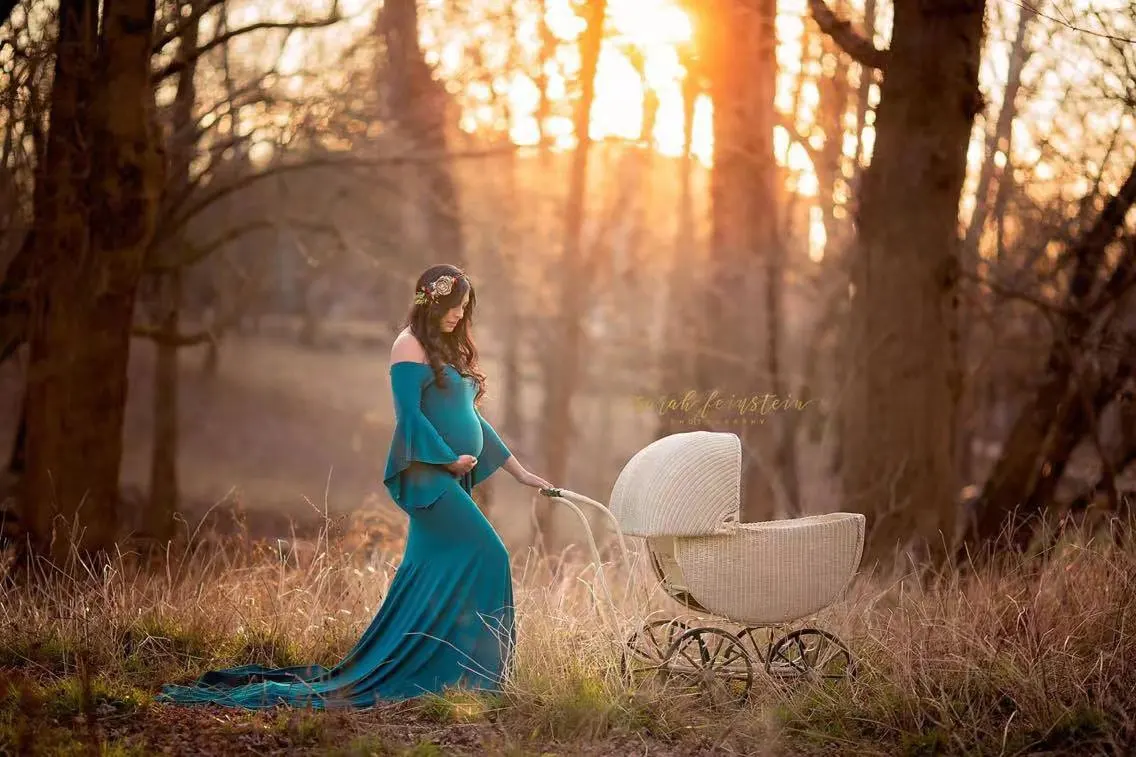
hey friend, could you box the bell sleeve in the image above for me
[383,362,461,510]
[471,408,513,488]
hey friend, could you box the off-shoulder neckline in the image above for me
[390,361,458,371]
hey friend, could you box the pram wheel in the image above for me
[664,627,753,706]
[767,628,855,680]
[621,618,689,681]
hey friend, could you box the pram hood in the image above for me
[610,430,742,537]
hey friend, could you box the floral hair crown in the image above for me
[413,273,464,306]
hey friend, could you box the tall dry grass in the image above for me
[1,504,1134,756]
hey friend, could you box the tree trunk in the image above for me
[495,153,521,515]
[830,0,876,483]
[816,16,850,253]
[1027,356,1135,518]
[501,288,523,444]
[622,60,659,355]
[147,271,181,542]
[494,16,525,451]
[23,0,165,563]
[298,271,325,347]
[0,233,35,365]
[9,396,26,476]
[21,0,99,557]
[145,0,201,543]
[837,0,985,562]
[695,0,780,523]
[658,54,700,440]
[961,7,1032,260]
[1,233,34,486]
[956,5,1033,491]
[537,0,606,554]
[202,337,220,376]
[381,0,465,268]
[534,0,554,153]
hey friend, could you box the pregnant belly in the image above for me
[438,411,484,458]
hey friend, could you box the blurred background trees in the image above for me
[0,0,1133,571]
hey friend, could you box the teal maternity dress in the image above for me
[156,360,515,708]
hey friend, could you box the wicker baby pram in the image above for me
[538,430,866,703]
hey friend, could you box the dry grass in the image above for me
[1,510,1134,756]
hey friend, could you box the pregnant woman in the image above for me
[157,263,554,708]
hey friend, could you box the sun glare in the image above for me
[423,0,830,173]
[607,2,693,47]
[228,0,1089,267]
[449,0,822,172]
[475,0,705,158]
[267,0,1081,266]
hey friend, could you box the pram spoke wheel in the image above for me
[664,627,753,706]
[736,626,772,669]
[620,619,688,680]
[767,628,855,680]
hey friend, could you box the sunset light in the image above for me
[496,0,708,159]
[150,0,1108,267]
[422,0,837,175]
[5,0,1136,749]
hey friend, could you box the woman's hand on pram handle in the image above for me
[502,456,554,490]
[515,470,554,490]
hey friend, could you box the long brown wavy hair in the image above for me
[403,263,488,407]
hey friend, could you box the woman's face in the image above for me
[440,290,470,333]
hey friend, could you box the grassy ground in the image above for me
[2,512,1134,757]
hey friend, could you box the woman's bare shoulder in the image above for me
[390,329,428,364]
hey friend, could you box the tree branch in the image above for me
[153,3,341,82]
[147,219,275,272]
[1065,161,1136,318]
[155,143,535,248]
[806,0,889,71]
[959,268,1077,317]
[774,115,821,170]
[1068,339,1120,512]
[132,323,218,347]
[132,288,254,346]
[153,0,225,54]
[179,75,279,145]
[1061,366,1136,519]
[158,131,256,226]
[1093,231,1136,312]
[135,253,259,346]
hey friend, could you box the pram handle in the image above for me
[535,486,632,622]
[538,487,630,568]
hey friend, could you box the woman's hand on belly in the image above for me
[444,455,478,476]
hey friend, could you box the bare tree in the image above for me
[964,164,1136,556]
[689,0,782,523]
[935,0,1136,557]
[537,0,607,553]
[381,0,466,269]
[657,39,702,442]
[140,0,202,544]
[21,0,167,563]
[129,0,345,542]
[1,4,55,482]
[956,3,1036,488]
[809,0,986,562]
